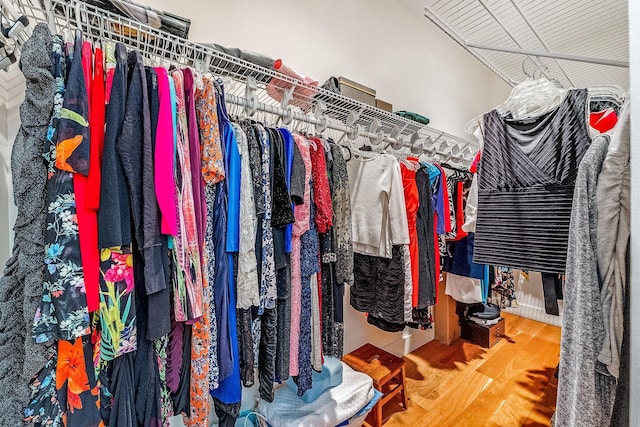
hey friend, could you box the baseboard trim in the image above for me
[503,303,563,327]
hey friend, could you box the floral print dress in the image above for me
[32,31,91,345]
[26,33,101,427]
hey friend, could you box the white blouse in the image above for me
[232,123,259,309]
[347,153,409,259]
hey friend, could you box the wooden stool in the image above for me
[343,343,408,427]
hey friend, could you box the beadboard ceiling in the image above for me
[401,0,629,89]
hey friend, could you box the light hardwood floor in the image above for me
[382,313,561,427]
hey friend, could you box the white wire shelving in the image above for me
[4,0,479,165]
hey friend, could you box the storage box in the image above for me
[460,317,505,348]
[338,76,376,106]
[375,99,393,112]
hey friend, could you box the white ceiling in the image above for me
[416,0,629,89]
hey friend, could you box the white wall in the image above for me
[503,270,562,328]
[139,0,512,359]
[142,0,511,140]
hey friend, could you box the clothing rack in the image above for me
[7,0,478,165]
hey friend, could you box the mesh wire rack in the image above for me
[5,0,478,164]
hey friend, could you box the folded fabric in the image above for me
[79,0,190,38]
[337,389,383,426]
[204,43,276,83]
[395,110,430,125]
[266,60,318,111]
[258,362,373,427]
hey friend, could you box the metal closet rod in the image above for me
[224,93,442,155]
[466,42,629,68]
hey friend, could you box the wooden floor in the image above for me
[382,313,561,427]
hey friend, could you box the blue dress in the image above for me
[210,86,242,404]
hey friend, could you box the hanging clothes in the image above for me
[330,143,349,345]
[296,192,320,396]
[352,245,406,332]
[210,79,242,412]
[34,30,92,344]
[171,69,203,322]
[596,104,630,379]
[232,122,259,309]
[142,67,172,342]
[3,23,56,427]
[490,266,517,308]
[401,245,413,322]
[183,68,207,254]
[96,42,137,361]
[400,162,419,308]
[415,167,436,309]
[254,124,277,312]
[275,128,296,382]
[556,135,614,427]
[329,143,353,289]
[185,75,225,427]
[6,23,378,427]
[474,89,592,273]
[347,154,409,258]
[154,67,178,237]
[77,42,103,314]
[289,134,312,378]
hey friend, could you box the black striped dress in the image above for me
[473,89,592,274]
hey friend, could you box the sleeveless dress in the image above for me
[474,89,592,273]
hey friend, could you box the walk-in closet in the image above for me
[0,0,634,426]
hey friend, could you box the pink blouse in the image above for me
[289,134,312,376]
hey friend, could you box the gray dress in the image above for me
[596,104,630,380]
[0,23,54,426]
[555,135,617,426]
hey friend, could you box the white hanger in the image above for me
[400,156,419,171]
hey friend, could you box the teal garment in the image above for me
[395,110,430,125]
[420,162,447,234]
[421,162,441,186]
[482,264,490,303]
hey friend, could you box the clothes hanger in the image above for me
[307,134,317,150]
[341,143,352,162]
[318,136,330,152]
[61,2,74,43]
[400,157,420,171]
[465,58,566,132]
[0,38,16,71]
[0,11,28,39]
